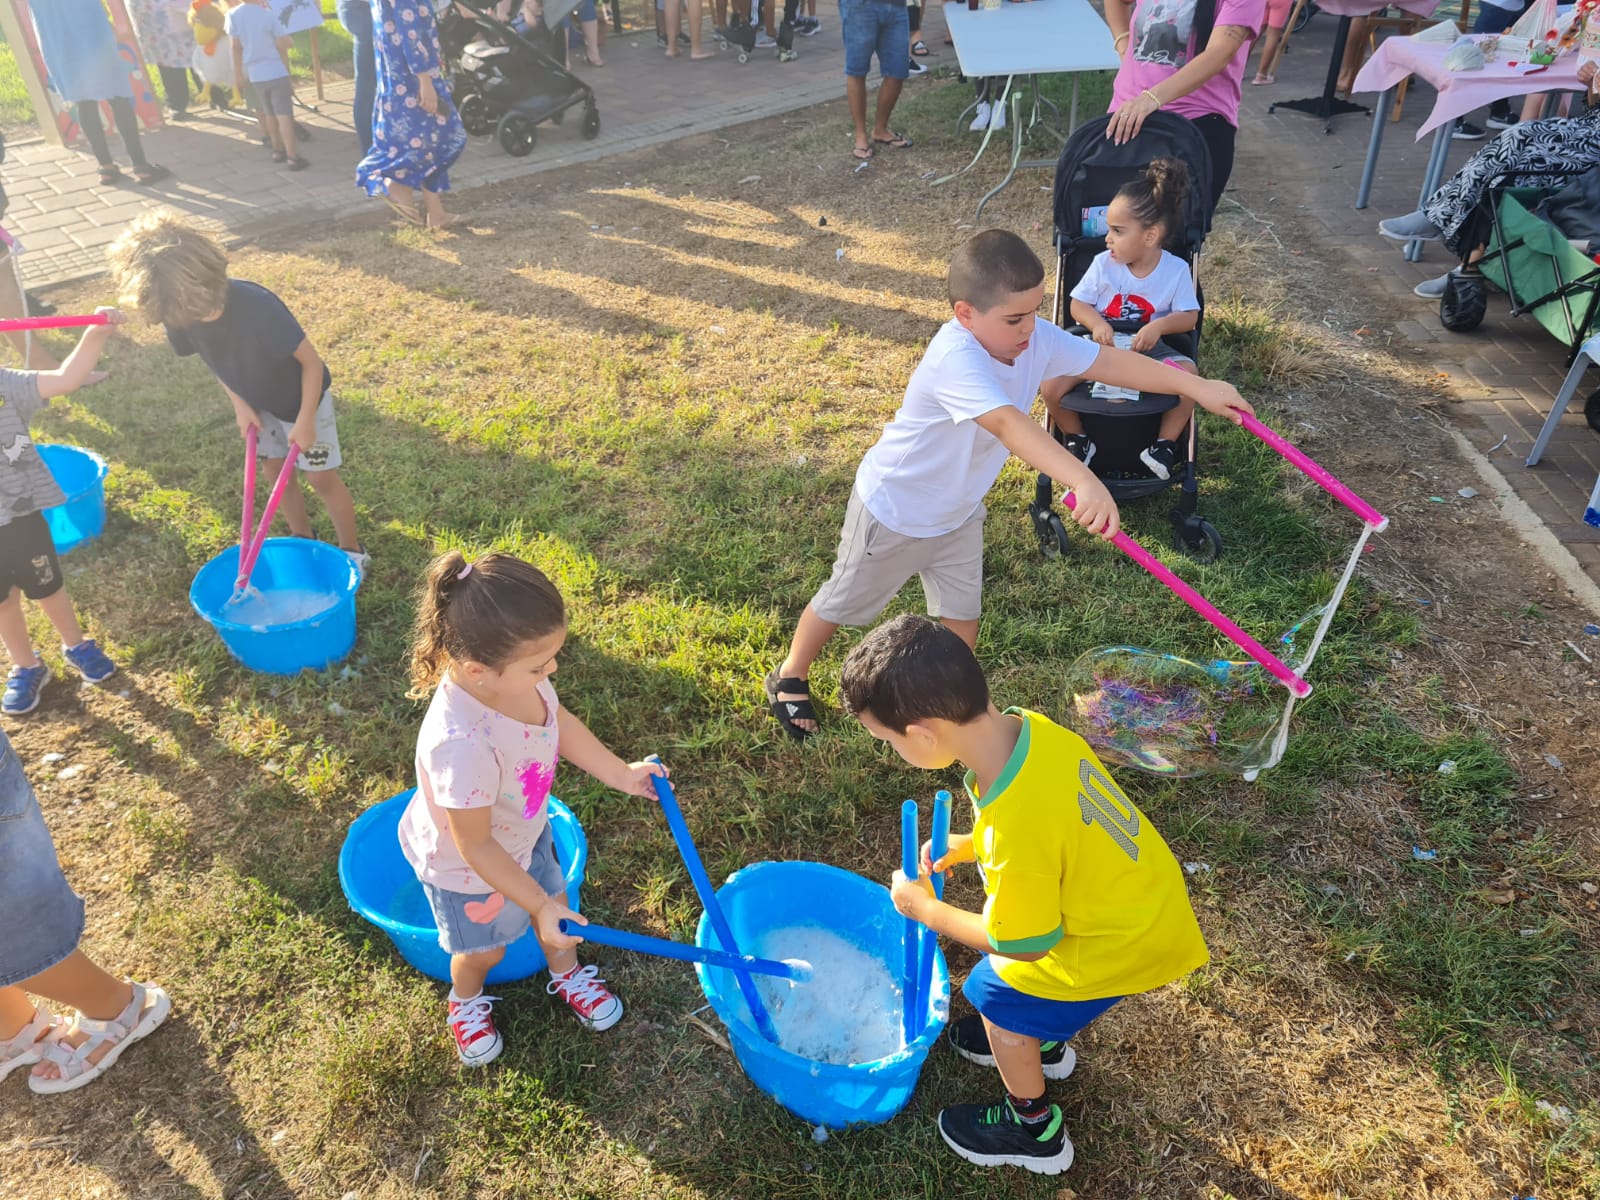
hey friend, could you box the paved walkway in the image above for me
[4,6,1597,587]
[3,9,940,287]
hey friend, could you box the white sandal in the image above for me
[0,1006,61,1084]
[29,982,170,1095]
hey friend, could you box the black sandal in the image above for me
[764,670,817,742]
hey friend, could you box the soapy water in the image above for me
[1061,605,1327,778]
[746,925,907,1066]
[221,586,340,630]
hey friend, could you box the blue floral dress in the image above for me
[356,0,467,197]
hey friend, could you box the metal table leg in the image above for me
[977,88,1027,220]
[1354,85,1395,210]
[933,74,1015,186]
[1405,124,1453,262]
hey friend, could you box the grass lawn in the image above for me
[3,74,1598,1200]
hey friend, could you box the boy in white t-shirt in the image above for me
[763,229,1252,741]
[1042,159,1201,480]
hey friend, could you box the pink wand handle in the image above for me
[240,426,258,553]
[1063,494,1312,698]
[1239,413,1388,531]
[235,444,300,593]
[0,314,110,333]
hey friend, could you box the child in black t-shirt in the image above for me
[107,213,366,574]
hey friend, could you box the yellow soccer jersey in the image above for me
[967,709,1209,1002]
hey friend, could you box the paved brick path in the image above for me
[3,5,1597,588]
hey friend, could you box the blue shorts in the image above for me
[0,729,85,987]
[962,956,1122,1042]
[421,822,568,956]
[840,0,909,80]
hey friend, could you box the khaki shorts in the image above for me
[810,493,985,625]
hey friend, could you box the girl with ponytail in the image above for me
[1041,157,1204,482]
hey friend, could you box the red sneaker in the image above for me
[447,992,503,1066]
[546,965,623,1031]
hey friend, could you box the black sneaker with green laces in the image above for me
[937,1097,1075,1174]
[946,1014,1077,1079]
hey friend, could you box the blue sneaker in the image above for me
[3,664,50,715]
[63,639,116,684]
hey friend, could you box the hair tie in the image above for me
[456,562,473,580]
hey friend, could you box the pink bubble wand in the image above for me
[231,442,300,601]
[1237,413,1388,531]
[1063,493,1312,698]
[0,314,111,333]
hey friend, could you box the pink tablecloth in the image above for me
[1352,37,1587,136]
[1317,0,1441,18]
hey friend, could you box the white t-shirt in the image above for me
[1070,250,1199,326]
[398,676,561,895]
[853,318,1099,538]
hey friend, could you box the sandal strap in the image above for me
[33,983,147,1079]
[0,1007,56,1056]
[772,675,811,696]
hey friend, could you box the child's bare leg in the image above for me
[982,1015,1047,1102]
[0,986,41,1040]
[451,947,503,999]
[775,604,839,734]
[536,924,579,978]
[263,459,314,538]
[277,114,298,159]
[419,188,455,229]
[1040,376,1084,432]
[35,590,87,651]
[15,951,138,1084]
[258,108,281,152]
[1157,364,1198,442]
[940,617,978,649]
[305,469,360,551]
[0,587,39,668]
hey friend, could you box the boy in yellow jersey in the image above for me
[840,614,1208,1175]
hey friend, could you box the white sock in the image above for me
[448,989,482,1004]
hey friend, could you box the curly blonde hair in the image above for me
[106,210,230,328]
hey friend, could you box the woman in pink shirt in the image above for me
[1103,0,1266,213]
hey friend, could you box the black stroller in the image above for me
[1027,111,1223,562]
[440,0,600,156]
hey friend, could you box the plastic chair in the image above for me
[1527,332,1600,466]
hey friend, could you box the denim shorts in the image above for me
[840,0,909,79]
[962,956,1122,1042]
[0,729,85,987]
[421,822,568,955]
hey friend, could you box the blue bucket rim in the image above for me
[693,859,949,1080]
[189,536,361,635]
[338,789,587,941]
[38,443,108,504]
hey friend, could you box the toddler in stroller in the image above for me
[1030,112,1225,561]
[1043,158,1200,481]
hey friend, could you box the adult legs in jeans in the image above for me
[337,0,377,154]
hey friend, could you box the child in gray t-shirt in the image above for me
[0,309,125,716]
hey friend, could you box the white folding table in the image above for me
[938,0,1121,219]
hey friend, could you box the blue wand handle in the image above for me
[559,919,813,982]
[648,759,781,1043]
[900,798,921,1044]
[917,789,951,1008]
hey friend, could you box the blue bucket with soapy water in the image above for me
[694,860,949,1129]
[189,537,360,675]
[38,444,107,555]
[338,789,589,984]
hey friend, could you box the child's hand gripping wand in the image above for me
[915,789,951,1019]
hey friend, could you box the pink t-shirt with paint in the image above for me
[1109,0,1266,127]
[398,676,560,895]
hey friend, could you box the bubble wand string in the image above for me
[1063,493,1312,698]
[915,789,950,1016]
[558,919,813,982]
[900,799,921,1045]
[648,762,781,1043]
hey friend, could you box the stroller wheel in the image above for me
[498,114,538,157]
[582,104,601,140]
[1584,387,1600,435]
[738,50,749,62]
[1031,505,1071,559]
[1175,517,1222,563]
[459,91,494,137]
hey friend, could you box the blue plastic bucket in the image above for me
[694,861,949,1129]
[38,444,108,555]
[189,537,360,675]
[338,789,589,984]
